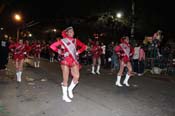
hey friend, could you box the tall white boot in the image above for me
[62,86,72,102]
[96,65,101,74]
[18,71,22,82]
[115,76,123,87]
[91,66,96,74]
[68,80,78,98]
[34,62,37,68]
[16,72,20,82]
[37,61,40,68]
[123,74,130,87]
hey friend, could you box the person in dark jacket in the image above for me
[0,34,10,70]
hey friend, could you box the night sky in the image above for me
[1,0,132,20]
[0,0,175,38]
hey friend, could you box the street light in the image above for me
[14,13,22,22]
[13,13,22,40]
[116,12,123,19]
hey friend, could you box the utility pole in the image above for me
[130,0,135,40]
[17,28,20,40]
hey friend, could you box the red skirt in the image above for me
[13,54,25,60]
[60,56,81,69]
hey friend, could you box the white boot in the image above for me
[37,61,40,68]
[91,66,96,74]
[62,86,72,102]
[18,71,22,82]
[96,65,101,74]
[34,62,37,68]
[123,74,130,87]
[16,72,20,82]
[115,76,123,87]
[68,80,78,98]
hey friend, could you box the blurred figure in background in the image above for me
[90,41,102,75]
[0,34,10,70]
[138,45,145,76]
[9,39,28,82]
[115,36,134,87]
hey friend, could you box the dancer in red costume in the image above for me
[32,40,42,68]
[24,40,31,63]
[50,26,87,102]
[24,40,31,57]
[115,36,134,87]
[90,41,102,74]
[9,39,28,82]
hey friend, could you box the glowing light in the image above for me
[29,33,32,37]
[53,29,57,32]
[116,12,123,18]
[14,13,22,22]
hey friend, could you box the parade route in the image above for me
[0,59,175,116]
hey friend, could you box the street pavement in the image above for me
[0,58,175,116]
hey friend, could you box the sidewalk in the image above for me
[143,69,175,83]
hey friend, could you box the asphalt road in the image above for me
[0,58,175,116]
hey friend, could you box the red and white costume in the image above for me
[31,41,42,68]
[50,34,86,67]
[32,42,42,57]
[114,37,134,87]
[50,27,87,103]
[9,42,28,82]
[24,42,31,58]
[90,41,103,74]
[9,42,27,60]
[115,39,134,64]
[91,44,103,59]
